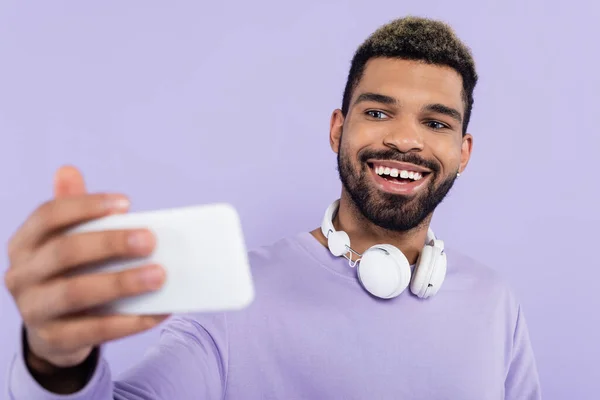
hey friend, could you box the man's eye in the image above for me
[425,121,448,130]
[366,110,388,119]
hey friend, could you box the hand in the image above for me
[4,166,169,369]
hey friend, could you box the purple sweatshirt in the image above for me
[7,232,541,399]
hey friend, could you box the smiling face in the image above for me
[331,57,473,232]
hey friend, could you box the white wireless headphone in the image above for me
[320,199,447,300]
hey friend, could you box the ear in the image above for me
[459,133,473,174]
[329,109,345,154]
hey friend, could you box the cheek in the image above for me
[343,118,385,149]
[339,132,363,158]
[430,140,462,169]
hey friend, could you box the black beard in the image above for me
[337,144,458,232]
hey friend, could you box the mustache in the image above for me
[358,149,440,173]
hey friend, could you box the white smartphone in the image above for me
[66,203,255,315]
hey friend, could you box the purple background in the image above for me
[1,1,598,398]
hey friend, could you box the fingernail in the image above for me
[128,230,154,251]
[139,265,165,289]
[105,196,130,211]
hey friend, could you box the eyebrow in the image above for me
[353,91,463,124]
[353,92,398,106]
[422,103,463,124]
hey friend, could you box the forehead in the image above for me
[354,58,465,113]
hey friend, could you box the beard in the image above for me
[337,141,458,232]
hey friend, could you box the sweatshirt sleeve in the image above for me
[6,314,228,400]
[504,305,542,400]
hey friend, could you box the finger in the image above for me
[19,264,166,324]
[37,314,170,355]
[16,228,155,286]
[7,166,93,266]
[53,165,87,198]
[9,193,130,254]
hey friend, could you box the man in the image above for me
[5,16,541,399]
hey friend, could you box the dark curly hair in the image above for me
[341,16,478,135]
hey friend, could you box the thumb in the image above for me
[53,165,87,198]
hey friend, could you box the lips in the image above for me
[366,159,432,174]
[367,162,432,195]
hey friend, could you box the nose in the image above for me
[382,120,425,153]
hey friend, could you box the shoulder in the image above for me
[443,247,521,309]
[245,232,309,269]
[159,238,306,333]
[446,248,503,280]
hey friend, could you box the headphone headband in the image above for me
[320,199,340,240]
[320,199,442,251]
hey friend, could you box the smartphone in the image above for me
[66,203,255,315]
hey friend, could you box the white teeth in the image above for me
[374,165,425,181]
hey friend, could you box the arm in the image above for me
[504,305,542,400]
[7,315,228,400]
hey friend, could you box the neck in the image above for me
[311,192,432,265]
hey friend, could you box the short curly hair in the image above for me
[341,16,478,135]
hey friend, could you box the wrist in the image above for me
[22,326,99,394]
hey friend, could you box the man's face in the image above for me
[332,58,473,232]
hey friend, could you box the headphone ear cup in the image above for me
[357,245,411,299]
[410,245,447,299]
